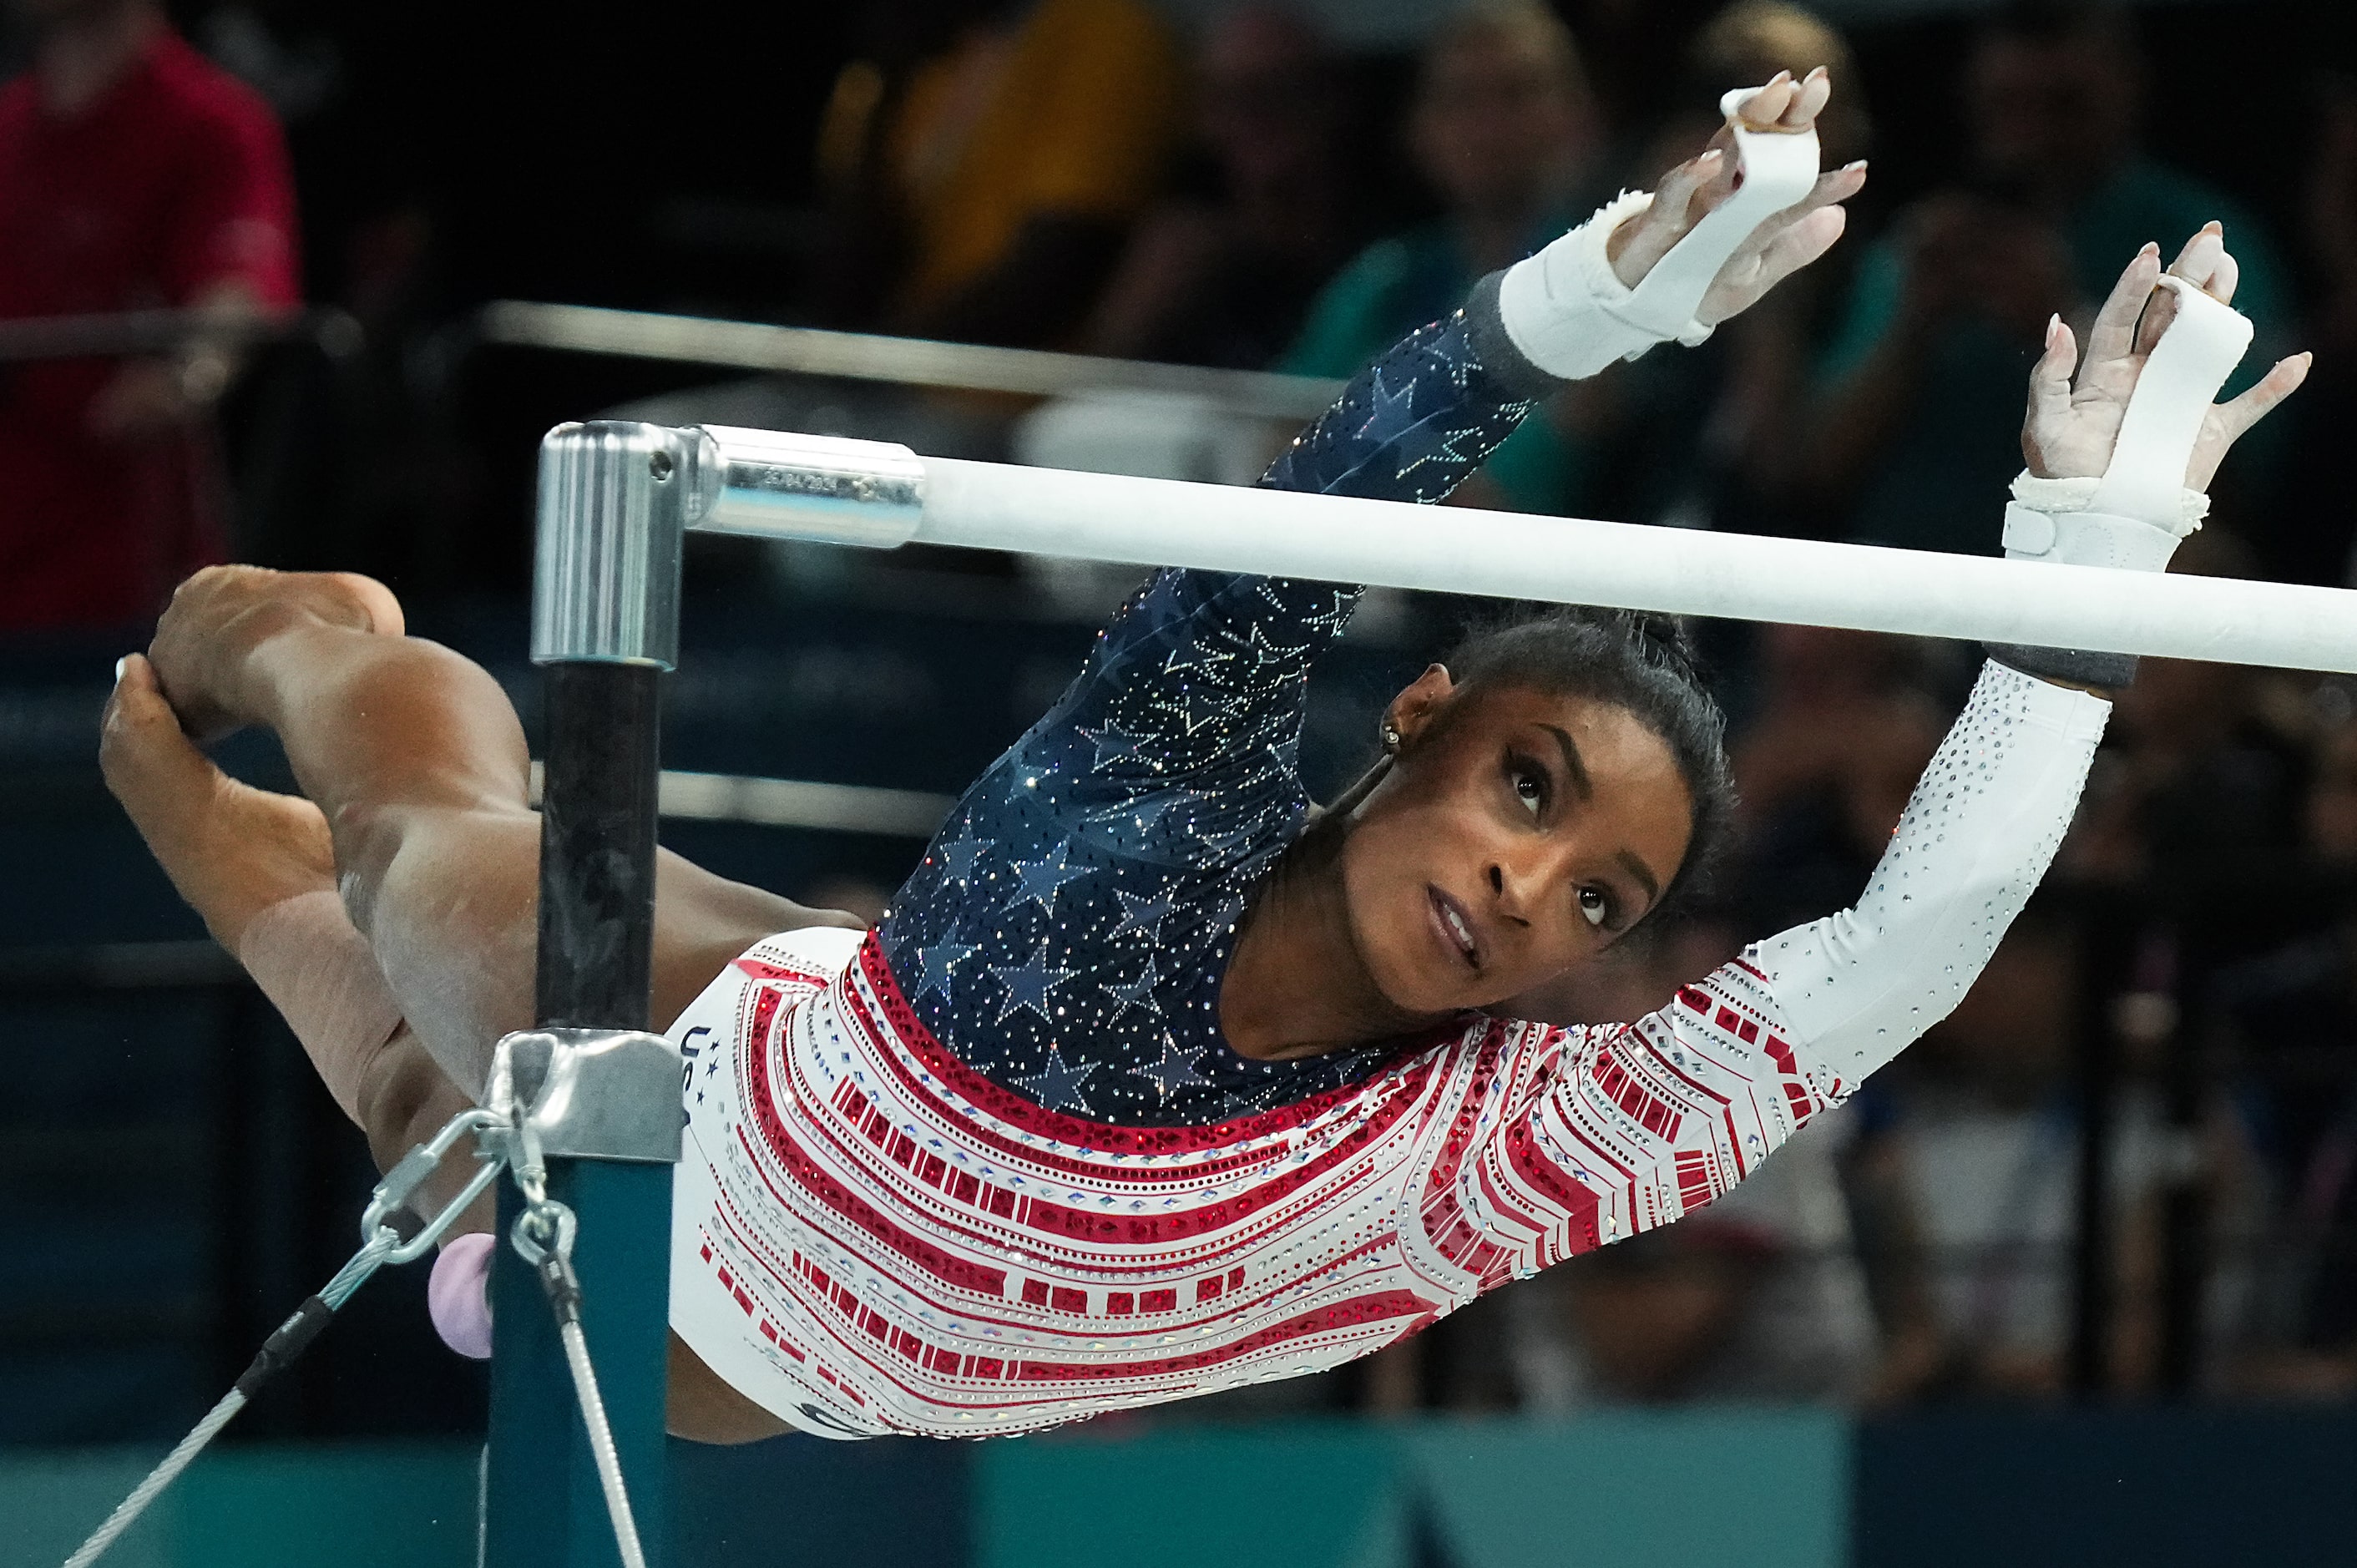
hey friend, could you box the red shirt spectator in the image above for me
[0,17,298,630]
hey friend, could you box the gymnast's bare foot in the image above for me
[146,564,405,740]
[100,650,339,951]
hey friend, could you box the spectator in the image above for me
[2207,719,2357,1395]
[1727,625,1947,935]
[1802,0,2289,557]
[0,0,298,630]
[1282,0,1608,513]
[1587,2,1869,532]
[2267,71,2357,586]
[812,0,1186,349]
[2056,539,2306,890]
[1085,4,1371,370]
[1852,907,2175,1398]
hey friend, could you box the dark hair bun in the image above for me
[1618,609,1700,672]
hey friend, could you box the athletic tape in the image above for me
[1615,89,1823,341]
[2091,276,2254,524]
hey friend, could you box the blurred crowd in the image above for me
[8,0,2357,1428]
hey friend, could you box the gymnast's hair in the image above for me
[1445,606,1737,930]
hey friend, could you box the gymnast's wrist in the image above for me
[1983,469,2206,691]
[1494,191,1704,383]
[1998,469,2208,573]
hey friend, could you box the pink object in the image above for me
[427,1232,496,1359]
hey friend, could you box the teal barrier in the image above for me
[978,1412,1852,1568]
[3,1444,478,1568]
[5,1413,1849,1568]
[22,1405,2357,1568]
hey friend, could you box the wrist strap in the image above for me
[1983,643,2138,691]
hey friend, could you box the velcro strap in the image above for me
[1613,88,1821,342]
[2089,276,2253,524]
[1495,190,1656,380]
[2002,503,2183,572]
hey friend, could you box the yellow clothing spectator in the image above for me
[888,0,1183,330]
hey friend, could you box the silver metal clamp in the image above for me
[483,1027,685,1166]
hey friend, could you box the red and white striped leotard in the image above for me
[668,662,2107,1438]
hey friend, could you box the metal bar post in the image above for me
[487,421,690,1567]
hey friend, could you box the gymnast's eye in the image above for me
[1578,887,1611,928]
[1506,753,1547,817]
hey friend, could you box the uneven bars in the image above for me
[683,426,2357,675]
[477,301,1344,422]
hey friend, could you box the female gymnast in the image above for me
[100,73,2306,1440]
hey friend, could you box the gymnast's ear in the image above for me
[1383,664,1458,751]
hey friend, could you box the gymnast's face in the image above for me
[1338,669,1693,1018]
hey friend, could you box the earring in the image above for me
[1379,721,1401,753]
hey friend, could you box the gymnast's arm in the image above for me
[1451,660,2105,1271]
[1019,80,1868,784]
[1265,76,1862,507]
[1458,233,2311,1268]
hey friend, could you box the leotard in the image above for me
[666,281,2112,1438]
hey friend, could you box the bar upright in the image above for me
[487,421,690,1567]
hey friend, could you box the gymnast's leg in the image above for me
[105,573,834,1441]
[99,649,484,1204]
[129,564,860,1099]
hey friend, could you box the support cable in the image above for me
[58,1109,505,1568]
[507,1125,650,1568]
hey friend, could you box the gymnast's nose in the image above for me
[1487,858,1535,928]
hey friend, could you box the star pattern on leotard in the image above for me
[933,821,990,888]
[914,941,974,1001]
[1016,1046,1098,1113]
[992,943,1075,1024]
[1110,889,1178,943]
[1080,718,1147,770]
[1355,366,1416,443]
[877,307,1535,1124]
[1136,1033,1211,1100]
[1101,956,1161,1022]
[1002,842,1089,914]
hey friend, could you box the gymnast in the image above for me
[99,72,2306,1440]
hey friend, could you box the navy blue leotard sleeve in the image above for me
[876,283,1557,1125]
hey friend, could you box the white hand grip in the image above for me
[1615,88,1823,340]
[2088,276,2253,525]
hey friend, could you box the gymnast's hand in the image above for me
[146,565,406,741]
[1606,68,1869,326]
[2022,225,2311,489]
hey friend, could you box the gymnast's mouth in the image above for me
[1426,886,1482,973]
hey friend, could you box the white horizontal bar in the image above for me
[0,306,360,362]
[528,761,953,837]
[478,301,1343,422]
[892,455,2357,673]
